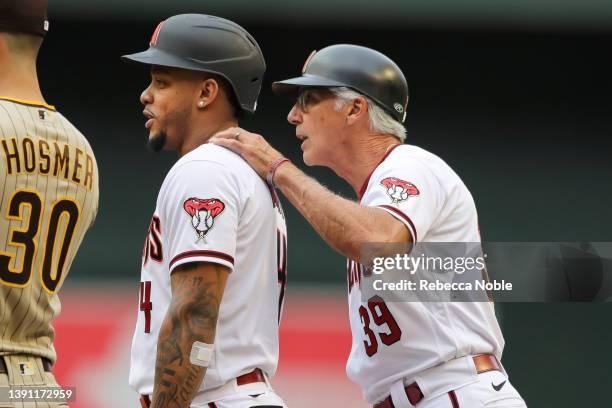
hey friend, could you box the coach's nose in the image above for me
[287,104,302,125]
[140,84,153,106]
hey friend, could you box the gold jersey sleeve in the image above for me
[0,97,99,363]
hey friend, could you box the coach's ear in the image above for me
[197,78,220,109]
[345,95,368,126]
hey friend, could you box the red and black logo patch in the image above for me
[183,197,225,241]
[380,177,419,204]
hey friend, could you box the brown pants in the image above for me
[0,355,68,408]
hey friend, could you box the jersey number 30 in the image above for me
[0,189,79,294]
[359,295,402,357]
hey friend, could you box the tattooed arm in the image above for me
[151,262,230,408]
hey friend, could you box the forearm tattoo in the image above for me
[151,263,227,407]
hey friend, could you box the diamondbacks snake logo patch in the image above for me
[183,197,225,241]
[380,177,419,204]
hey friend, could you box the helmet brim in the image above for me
[122,47,204,72]
[272,74,348,96]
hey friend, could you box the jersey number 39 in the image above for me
[359,295,402,357]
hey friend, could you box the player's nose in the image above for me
[140,85,153,106]
[287,104,302,126]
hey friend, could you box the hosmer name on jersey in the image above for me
[1,136,95,190]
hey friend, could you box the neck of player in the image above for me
[331,133,401,197]
[0,52,46,103]
[179,110,238,156]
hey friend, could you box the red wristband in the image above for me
[266,157,290,187]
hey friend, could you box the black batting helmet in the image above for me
[272,44,408,123]
[122,14,266,113]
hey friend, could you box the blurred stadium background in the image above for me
[36,0,612,406]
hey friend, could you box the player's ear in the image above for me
[197,78,220,109]
[0,33,9,55]
[346,96,368,125]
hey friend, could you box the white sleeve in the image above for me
[362,158,443,243]
[159,160,240,274]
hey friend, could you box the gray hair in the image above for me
[331,87,406,142]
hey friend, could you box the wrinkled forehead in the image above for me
[295,87,337,107]
[297,86,334,98]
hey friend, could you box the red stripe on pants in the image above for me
[448,390,460,408]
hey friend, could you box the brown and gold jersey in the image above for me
[0,97,99,363]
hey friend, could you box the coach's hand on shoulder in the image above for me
[210,127,283,179]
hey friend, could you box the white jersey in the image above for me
[129,144,288,396]
[346,144,504,403]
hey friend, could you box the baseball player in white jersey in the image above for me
[211,44,527,408]
[122,14,287,408]
[0,1,99,406]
